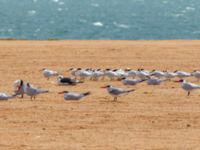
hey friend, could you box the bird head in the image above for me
[41,68,46,71]
[68,68,74,71]
[174,79,184,83]
[26,83,31,87]
[101,85,111,88]
[174,70,178,73]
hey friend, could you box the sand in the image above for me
[0,40,200,150]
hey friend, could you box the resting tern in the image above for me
[136,69,151,79]
[0,93,16,100]
[191,70,200,81]
[126,69,138,78]
[163,71,177,79]
[121,78,146,85]
[42,68,59,80]
[175,79,200,96]
[58,91,90,100]
[91,69,105,81]
[56,75,83,85]
[174,70,191,78]
[151,70,165,78]
[101,85,135,101]
[146,77,168,85]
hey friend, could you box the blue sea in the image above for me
[0,0,200,40]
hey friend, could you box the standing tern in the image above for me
[58,91,91,100]
[24,83,49,100]
[101,85,135,101]
[175,79,200,96]
[13,79,25,98]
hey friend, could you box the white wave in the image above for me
[91,3,99,7]
[172,13,184,17]
[57,8,63,11]
[50,20,55,24]
[113,22,129,29]
[93,22,103,27]
[8,29,13,32]
[185,7,195,11]
[52,0,59,2]
[193,31,200,34]
[162,1,167,4]
[79,19,87,23]
[58,2,65,5]
[28,10,36,16]
[35,28,40,32]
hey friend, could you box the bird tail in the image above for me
[126,89,135,93]
[83,92,91,96]
[139,79,147,83]
[40,89,49,94]
[77,80,84,83]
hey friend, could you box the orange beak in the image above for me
[101,86,107,88]
[58,91,64,94]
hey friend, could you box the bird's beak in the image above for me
[174,80,180,82]
[58,91,64,94]
[17,85,21,91]
[101,86,107,88]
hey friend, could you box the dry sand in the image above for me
[0,40,200,150]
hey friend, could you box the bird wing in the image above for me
[109,87,125,95]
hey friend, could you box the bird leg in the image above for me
[113,97,117,101]
[21,94,24,98]
[187,91,190,96]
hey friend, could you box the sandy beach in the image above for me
[0,40,200,150]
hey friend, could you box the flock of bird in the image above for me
[1,68,200,101]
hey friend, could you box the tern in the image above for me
[42,68,59,80]
[13,79,25,98]
[121,78,146,85]
[146,77,168,85]
[136,69,150,80]
[175,79,200,96]
[125,69,138,78]
[191,70,200,81]
[56,75,83,85]
[174,70,191,78]
[163,71,177,80]
[24,83,49,100]
[151,70,165,78]
[58,91,90,100]
[91,69,105,81]
[76,68,92,81]
[0,93,16,100]
[101,85,135,101]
